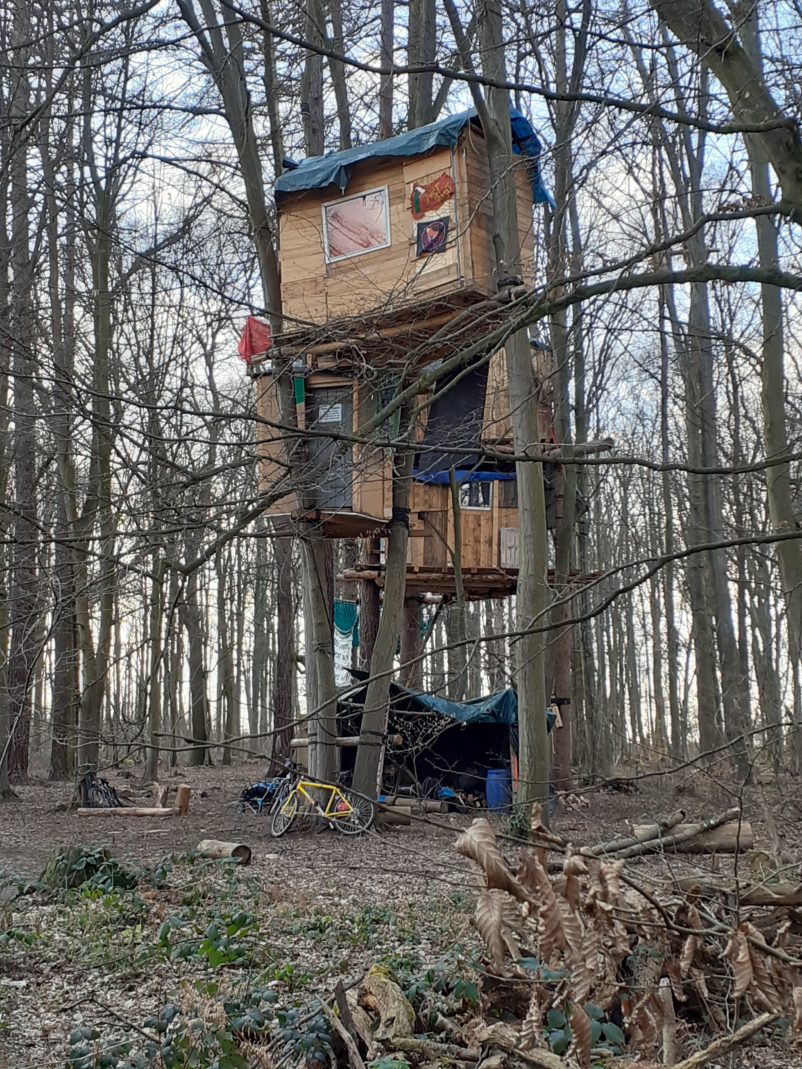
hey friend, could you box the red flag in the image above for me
[238,316,272,364]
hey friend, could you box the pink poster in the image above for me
[324,188,390,260]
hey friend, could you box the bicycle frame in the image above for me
[290,780,354,820]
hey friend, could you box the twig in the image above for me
[584,809,686,858]
[670,1011,779,1069]
[386,1036,480,1062]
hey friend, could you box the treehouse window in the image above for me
[459,482,491,510]
[322,186,391,263]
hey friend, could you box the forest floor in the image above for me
[3,764,802,1069]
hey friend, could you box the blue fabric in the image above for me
[276,106,552,206]
[412,469,516,484]
[408,687,519,725]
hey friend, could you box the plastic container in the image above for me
[485,768,512,811]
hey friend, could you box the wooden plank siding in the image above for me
[277,126,536,327]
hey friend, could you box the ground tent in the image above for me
[337,677,520,800]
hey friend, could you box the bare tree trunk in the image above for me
[473,0,551,817]
[143,559,166,781]
[7,0,39,778]
[407,0,436,129]
[466,602,482,697]
[352,415,415,797]
[649,0,802,213]
[270,536,294,760]
[657,285,682,758]
[326,0,351,148]
[378,0,394,138]
[446,470,468,701]
[399,598,423,690]
[358,539,380,669]
[740,9,802,767]
[300,0,325,155]
[217,553,239,765]
[301,532,337,781]
[180,572,209,766]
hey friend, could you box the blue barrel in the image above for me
[485,768,512,811]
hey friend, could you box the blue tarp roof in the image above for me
[276,106,553,207]
[407,687,518,725]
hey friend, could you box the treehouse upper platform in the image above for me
[273,106,550,340]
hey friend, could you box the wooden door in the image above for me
[307,387,353,509]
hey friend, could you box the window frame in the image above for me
[458,481,492,511]
[321,185,392,264]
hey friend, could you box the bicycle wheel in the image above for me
[270,791,299,837]
[332,789,374,834]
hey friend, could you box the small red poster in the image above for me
[410,172,456,219]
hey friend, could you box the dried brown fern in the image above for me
[722,928,753,998]
[456,819,528,902]
[568,1003,592,1069]
[474,889,512,972]
[520,985,547,1051]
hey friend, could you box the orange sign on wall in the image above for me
[410,172,456,219]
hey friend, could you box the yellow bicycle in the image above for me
[270,770,374,837]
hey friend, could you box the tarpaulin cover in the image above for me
[238,316,272,364]
[409,687,519,725]
[413,363,516,481]
[275,106,553,207]
[341,675,519,725]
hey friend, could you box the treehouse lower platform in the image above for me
[339,565,601,600]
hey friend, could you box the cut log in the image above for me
[77,806,180,817]
[175,784,192,815]
[376,806,412,827]
[154,782,170,808]
[631,820,753,854]
[381,798,447,813]
[196,840,252,865]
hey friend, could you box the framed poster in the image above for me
[322,186,391,262]
[416,217,449,257]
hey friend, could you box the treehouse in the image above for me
[249,105,559,592]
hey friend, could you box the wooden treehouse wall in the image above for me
[278,128,535,327]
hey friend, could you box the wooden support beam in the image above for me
[290,734,403,749]
[78,807,180,817]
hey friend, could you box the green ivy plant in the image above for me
[544,1004,626,1064]
[66,987,278,1069]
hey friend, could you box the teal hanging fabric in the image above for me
[334,600,359,685]
[334,600,359,644]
